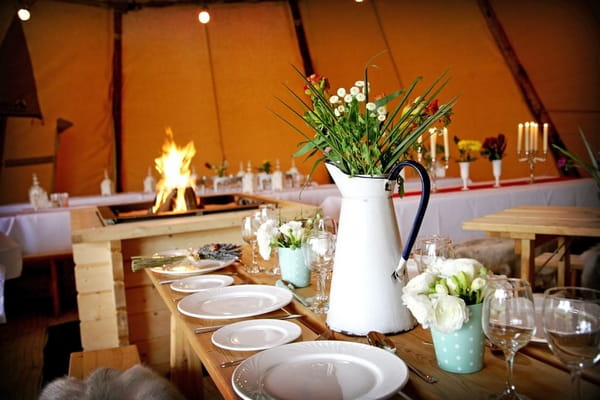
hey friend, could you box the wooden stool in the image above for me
[22,251,73,316]
[68,344,141,380]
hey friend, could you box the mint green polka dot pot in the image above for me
[430,303,485,374]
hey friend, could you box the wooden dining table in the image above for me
[144,249,600,400]
[462,205,600,288]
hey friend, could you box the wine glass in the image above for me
[313,216,337,236]
[241,215,261,273]
[482,277,536,400]
[413,234,454,273]
[542,286,600,400]
[303,231,336,314]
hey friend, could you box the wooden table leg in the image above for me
[169,314,204,399]
[520,239,536,287]
[556,236,572,287]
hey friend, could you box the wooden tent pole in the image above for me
[112,10,123,191]
[288,0,314,76]
[477,0,578,177]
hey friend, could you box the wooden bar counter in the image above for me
[146,260,600,400]
[70,195,317,375]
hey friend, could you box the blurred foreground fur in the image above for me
[39,364,185,400]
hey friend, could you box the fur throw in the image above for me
[581,243,600,290]
[38,365,185,400]
[453,237,518,276]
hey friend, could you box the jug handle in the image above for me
[387,160,431,281]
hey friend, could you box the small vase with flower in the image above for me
[481,133,507,187]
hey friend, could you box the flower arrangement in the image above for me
[480,133,507,161]
[256,217,314,260]
[275,59,456,178]
[553,128,599,195]
[257,160,272,174]
[205,159,228,177]
[454,136,482,162]
[401,258,489,333]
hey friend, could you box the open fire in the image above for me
[152,127,197,213]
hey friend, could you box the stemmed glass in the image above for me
[413,234,454,273]
[482,277,536,400]
[542,286,600,400]
[241,214,261,273]
[303,231,336,314]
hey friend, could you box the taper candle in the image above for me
[443,127,449,161]
[524,122,530,152]
[517,123,523,153]
[430,129,436,160]
[543,123,549,153]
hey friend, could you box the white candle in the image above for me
[417,134,423,162]
[524,122,530,152]
[533,122,539,152]
[543,123,549,153]
[430,129,436,160]
[517,123,523,153]
[443,128,449,161]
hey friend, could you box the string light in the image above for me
[198,10,210,24]
[17,7,31,21]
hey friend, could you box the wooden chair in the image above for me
[22,251,73,316]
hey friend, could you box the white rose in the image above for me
[279,220,304,242]
[471,276,486,292]
[402,293,434,328]
[435,258,484,283]
[404,272,437,295]
[432,294,468,333]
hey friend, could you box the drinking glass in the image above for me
[241,215,261,273]
[482,277,536,400]
[542,287,600,400]
[303,231,336,313]
[413,234,454,273]
[255,204,280,275]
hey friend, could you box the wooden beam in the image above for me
[288,0,314,76]
[112,10,124,191]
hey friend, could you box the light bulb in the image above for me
[17,8,31,21]
[198,10,210,24]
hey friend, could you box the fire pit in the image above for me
[98,193,271,225]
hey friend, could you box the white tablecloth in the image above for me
[320,177,600,244]
[0,192,155,256]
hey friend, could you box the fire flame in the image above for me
[152,127,196,213]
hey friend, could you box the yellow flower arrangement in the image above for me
[454,136,482,162]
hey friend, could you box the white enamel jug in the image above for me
[325,160,431,335]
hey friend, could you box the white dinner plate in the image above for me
[149,249,235,276]
[212,319,302,351]
[232,341,409,400]
[177,285,292,320]
[532,293,546,343]
[170,274,234,293]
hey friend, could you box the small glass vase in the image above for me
[430,303,485,374]
[278,247,311,288]
[459,161,471,191]
[492,159,502,187]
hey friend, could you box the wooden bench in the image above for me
[68,344,141,380]
[535,252,585,286]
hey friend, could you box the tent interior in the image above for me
[0,0,598,205]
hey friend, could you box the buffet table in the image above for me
[145,255,600,400]
[321,177,600,244]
